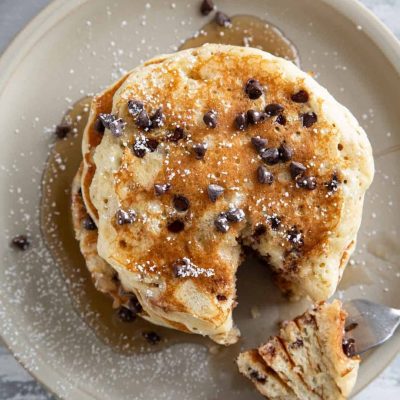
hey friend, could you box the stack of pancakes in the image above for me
[72,44,373,346]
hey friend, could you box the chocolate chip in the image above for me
[216,294,227,301]
[150,107,165,129]
[193,142,208,159]
[200,0,214,15]
[10,235,30,251]
[257,165,274,184]
[275,114,287,126]
[278,143,293,162]
[99,113,117,129]
[261,148,280,165]
[128,296,143,314]
[173,258,190,278]
[295,175,317,190]
[173,195,190,212]
[249,371,266,384]
[302,111,317,128]
[83,215,97,230]
[287,227,303,246]
[207,184,224,202]
[235,112,248,131]
[214,213,230,233]
[325,174,340,192]
[203,110,218,128]
[55,122,72,139]
[143,331,161,345]
[267,215,281,230]
[154,183,171,196]
[215,11,231,27]
[136,109,152,130]
[245,79,264,100]
[251,136,268,152]
[146,138,159,152]
[290,338,304,349]
[94,116,105,134]
[254,224,267,236]
[116,209,136,225]
[128,100,144,116]
[345,322,358,332]
[132,138,147,158]
[109,118,127,137]
[117,306,136,322]
[226,208,245,222]
[167,127,186,142]
[265,103,284,117]
[167,220,185,233]
[247,109,265,125]
[342,338,356,357]
[291,90,309,103]
[289,161,306,179]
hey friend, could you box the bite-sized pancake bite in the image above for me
[75,44,373,344]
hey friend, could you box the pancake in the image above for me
[80,44,373,344]
[237,300,360,399]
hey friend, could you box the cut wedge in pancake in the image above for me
[237,300,360,399]
[76,44,373,344]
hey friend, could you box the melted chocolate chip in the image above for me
[302,111,318,128]
[203,110,218,128]
[268,215,281,230]
[291,338,304,349]
[261,147,280,165]
[249,371,266,384]
[265,103,284,117]
[216,294,227,301]
[83,215,97,230]
[245,79,264,100]
[215,11,231,27]
[278,143,293,162]
[99,113,116,129]
[154,183,171,196]
[207,184,224,202]
[226,208,245,222]
[295,175,317,190]
[167,220,185,233]
[193,142,208,159]
[247,109,265,125]
[116,209,136,225]
[254,224,267,236]
[345,322,358,332]
[167,127,186,142]
[136,109,152,130]
[342,338,356,357]
[200,0,214,15]
[117,306,136,322]
[275,114,287,126]
[109,118,127,137]
[214,213,230,233]
[94,116,105,134]
[55,122,72,139]
[286,227,303,246]
[127,99,144,116]
[325,174,340,192]
[235,112,248,131]
[257,165,274,184]
[291,90,309,103]
[10,235,30,251]
[289,161,306,179]
[251,136,268,153]
[173,195,190,212]
[143,331,161,345]
[150,107,165,129]
[146,138,159,152]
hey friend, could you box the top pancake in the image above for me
[86,44,373,343]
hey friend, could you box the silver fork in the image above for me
[343,299,400,355]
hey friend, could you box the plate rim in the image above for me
[0,0,399,398]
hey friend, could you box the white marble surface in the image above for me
[0,0,399,399]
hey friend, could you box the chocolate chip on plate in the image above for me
[245,79,264,100]
[295,175,317,190]
[214,213,230,233]
[226,207,245,222]
[207,184,224,202]
[128,100,144,116]
[342,338,356,358]
[278,143,293,162]
[154,183,171,196]
[116,209,137,225]
[257,165,274,184]
[167,127,186,142]
[167,220,185,233]
[150,107,165,129]
[10,235,30,251]
[83,215,97,230]
[261,147,280,165]
[142,331,161,345]
[235,112,248,131]
[275,114,287,126]
[173,195,190,212]
[265,103,284,117]
[289,161,306,179]
[109,118,127,137]
[302,111,318,128]
[247,109,265,125]
[193,142,208,159]
[55,122,72,139]
[99,113,117,129]
[200,0,214,16]
[215,11,231,27]
[117,306,136,323]
[136,109,152,130]
[94,116,105,134]
[251,136,268,153]
[291,90,309,103]
[203,110,218,128]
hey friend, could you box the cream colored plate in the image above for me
[0,0,399,399]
